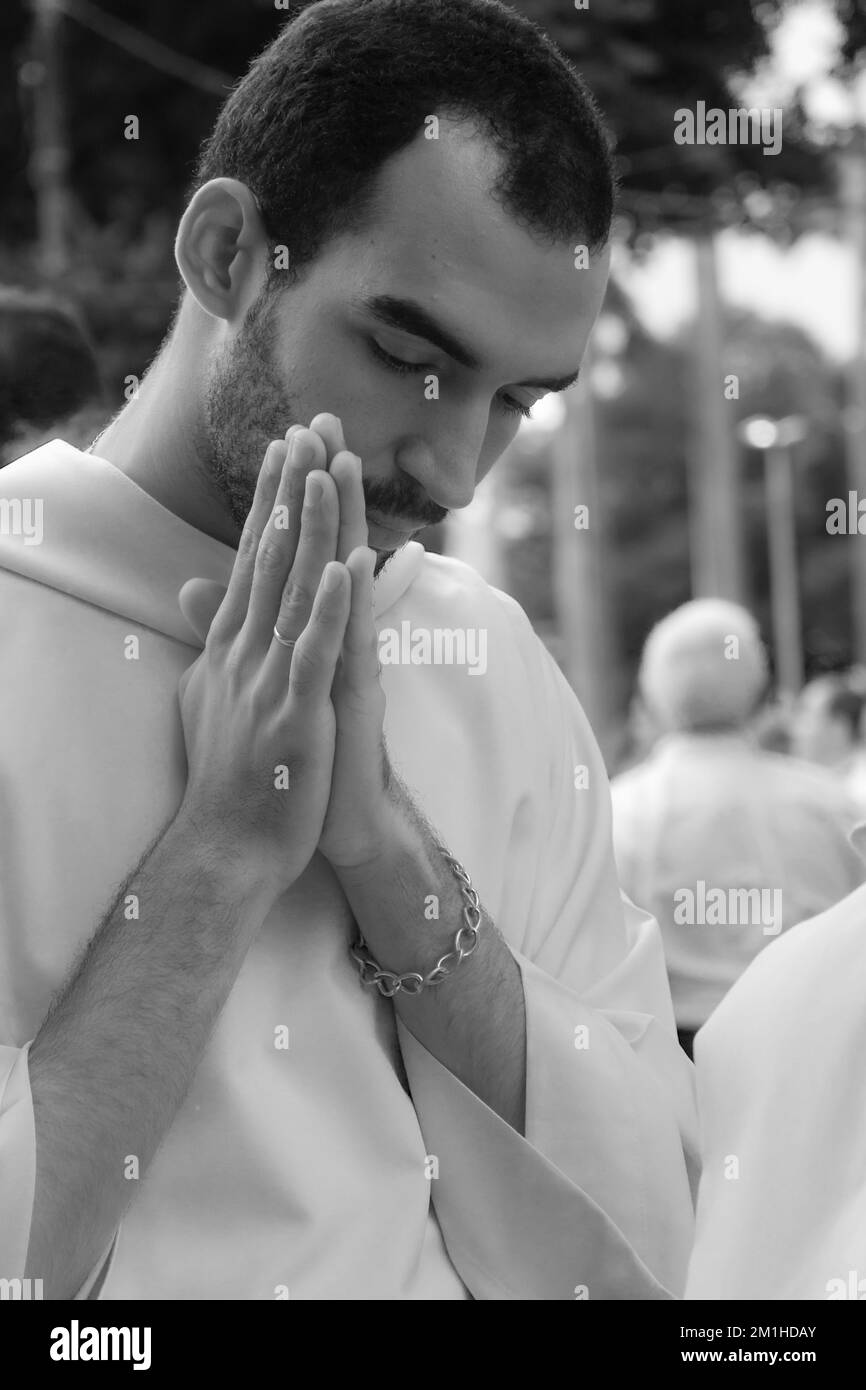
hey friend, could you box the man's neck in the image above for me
[92,331,240,548]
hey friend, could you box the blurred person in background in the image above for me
[0,287,106,467]
[612,688,662,775]
[792,672,866,817]
[751,694,794,755]
[611,599,864,1060]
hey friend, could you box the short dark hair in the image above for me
[0,288,102,448]
[191,0,615,281]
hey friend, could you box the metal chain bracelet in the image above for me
[349,844,483,998]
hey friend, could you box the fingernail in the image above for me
[323,563,343,592]
[305,475,322,506]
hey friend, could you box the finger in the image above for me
[270,468,340,653]
[294,426,328,473]
[209,438,288,643]
[271,427,330,576]
[342,546,380,692]
[178,578,228,646]
[242,431,328,654]
[287,562,351,706]
[330,450,369,563]
[309,412,346,465]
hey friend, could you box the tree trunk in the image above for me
[30,0,71,280]
[839,134,866,664]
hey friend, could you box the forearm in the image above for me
[25,809,275,1300]
[336,797,526,1133]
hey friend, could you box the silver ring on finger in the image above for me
[273,626,297,649]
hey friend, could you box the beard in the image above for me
[198,287,448,572]
[198,287,296,532]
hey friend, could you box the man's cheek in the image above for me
[331,385,406,460]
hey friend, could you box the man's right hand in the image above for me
[178,431,350,897]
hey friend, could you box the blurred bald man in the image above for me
[611,600,864,1058]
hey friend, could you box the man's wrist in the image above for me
[170,802,284,917]
[330,794,416,891]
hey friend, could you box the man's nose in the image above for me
[394,421,488,514]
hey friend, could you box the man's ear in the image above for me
[175,178,267,322]
[178,577,229,646]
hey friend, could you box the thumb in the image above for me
[178,577,228,645]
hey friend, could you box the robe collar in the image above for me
[0,440,426,645]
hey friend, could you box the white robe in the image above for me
[0,441,697,1300]
[686,830,866,1299]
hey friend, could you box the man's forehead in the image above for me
[363,119,606,286]
[343,122,610,375]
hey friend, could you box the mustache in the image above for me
[361,476,447,529]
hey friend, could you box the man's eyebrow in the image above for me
[360,294,481,369]
[358,294,580,391]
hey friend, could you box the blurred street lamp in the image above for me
[737,414,808,697]
[689,230,743,603]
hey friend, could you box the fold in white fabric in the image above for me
[687,863,866,1301]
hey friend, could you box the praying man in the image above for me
[0,0,697,1301]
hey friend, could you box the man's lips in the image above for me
[366,512,423,540]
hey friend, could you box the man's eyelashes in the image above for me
[367,338,533,419]
[368,338,426,376]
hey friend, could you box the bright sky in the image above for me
[616,0,863,363]
[616,231,857,361]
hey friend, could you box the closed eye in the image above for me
[369,339,427,375]
[368,339,533,419]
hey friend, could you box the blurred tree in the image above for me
[514,0,862,690]
[504,303,851,747]
[6,1,863,248]
[1,0,290,393]
[517,0,834,231]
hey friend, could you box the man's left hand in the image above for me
[306,414,400,874]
